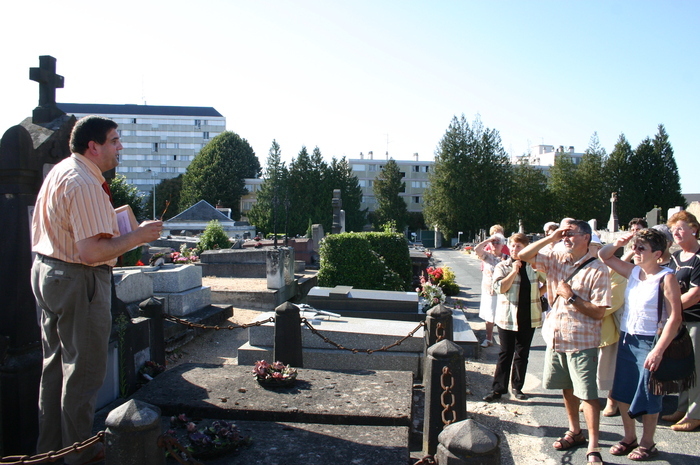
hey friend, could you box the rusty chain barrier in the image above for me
[301,318,425,354]
[0,432,104,465]
[163,314,274,330]
[435,322,445,342]
[440,365,456,426]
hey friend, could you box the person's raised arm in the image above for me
[518,227,566,264]
[474,237,495,260]
[598,232,635,279]
[76,220,162,265]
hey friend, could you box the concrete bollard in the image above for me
[423,339,466,456]
[424,303,453,349]
[105,399,165,465]
[435,419,500,465]
[273,301,303,367]
[139,297,166,367]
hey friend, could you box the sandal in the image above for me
[553,430,586,450]
[610,440,638,456]
[628,444,658,461]
[586,451,604,463]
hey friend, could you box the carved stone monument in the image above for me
[0,56,74,454]
[607,192,618,232]
[646,207,661,227]
[331,189,342,234]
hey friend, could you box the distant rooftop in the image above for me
[166,200,233,223]
[57,103,223,118]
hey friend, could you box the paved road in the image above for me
[430,248,699,465]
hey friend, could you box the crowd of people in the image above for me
[474,213,700,463]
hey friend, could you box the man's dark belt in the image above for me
[36,253,112,272]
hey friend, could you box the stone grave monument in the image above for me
[646,206,661,227]
[607,192,618,232]
[0,56,76,454]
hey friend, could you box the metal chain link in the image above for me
[440,366,456,426]
[0,432,104,465]
[435,322,445,342]
[158,434,205,465]
[163,314,274,331]
[301,318,425,354]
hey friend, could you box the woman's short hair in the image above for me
[509,233,529,246]
[667,211,699,233]
[543,222,559,233]
[489,224,505,236]
[628,217,648,229]
[635,228,667,254]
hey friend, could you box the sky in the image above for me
[2,0,698,193]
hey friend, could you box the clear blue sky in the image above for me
[2,1,698,193]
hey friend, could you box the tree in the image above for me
[547,153,579,221]
[108,174,147,221]
[247,140,288,235]
[179,131,261,219]
[423,114,511,239]
[286,146,320,236]
[603,134,634,223]
[509,160,552,233]
[147,174,182,220]
[576,132,608,223]
[372,159,409,231]
[653,124,686,215]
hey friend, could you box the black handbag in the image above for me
[648,276,696,396]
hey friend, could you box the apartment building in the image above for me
[512,144,584,171]
[348,152,433,213]
[57,103,226,194]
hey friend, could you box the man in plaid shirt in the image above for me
[519,220,611,464]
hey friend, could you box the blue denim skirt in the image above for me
[611,332,663,418]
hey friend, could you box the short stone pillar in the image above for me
[139,297,166,367]
[105,399,165,465]
[435,419,500,465]
[273,302,303,367]
[423,339,466,456]
[424,304,454,385]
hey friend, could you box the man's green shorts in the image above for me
[543,346,599,400]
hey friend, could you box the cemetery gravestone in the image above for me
[0,56,74,454]
[607,192,618,232]
[646,207,661,227]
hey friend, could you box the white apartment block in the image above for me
[57,103,226,194]
[349,152,433,213]
[512,144,585,171]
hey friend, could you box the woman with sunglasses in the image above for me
[599,229,683,461]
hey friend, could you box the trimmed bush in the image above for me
[317,232,412,291]
[197,220,231,253]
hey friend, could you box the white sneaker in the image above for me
[480,339,492,348]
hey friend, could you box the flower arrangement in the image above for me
[253,360,298,386]
[464,246,473,254]
[167,414,250,459]
[417,276,446,312]
[172,244,198,264]
[425,266,460,296]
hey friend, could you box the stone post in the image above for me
[423,339,466,456]
[424,304,454,385]
[435,419,500,465]
[607,192,619,232]
[105,399,165,465]
[139,297,166,367]
[273,302,303,367]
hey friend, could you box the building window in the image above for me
[358,180,366,187]
[413,196,421,203]
[368,180,373,187]
[412,181,421,188]
[368,164,377,172]
[203,132,210,140]
[423,166,430,173]
[194,119,201,129]
[399,172,406,178]
[352,164,365,171]
[413,165,420,172]
[152,143,159,152]
[132,118,137,124]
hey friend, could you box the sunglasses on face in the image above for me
[631,244,647,252]
[563,231,586,237]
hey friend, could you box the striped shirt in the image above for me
[31,154,120,266]
[535,249,611,352]
[492,258,544,331]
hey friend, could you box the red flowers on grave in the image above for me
[426,266,444,284]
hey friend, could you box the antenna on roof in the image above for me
[141,74,147,105]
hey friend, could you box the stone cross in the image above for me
[29,55,65,124]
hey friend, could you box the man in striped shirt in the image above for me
[519,220,611,464]
[30,116,162,465]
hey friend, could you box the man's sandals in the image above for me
[553,430,587,450]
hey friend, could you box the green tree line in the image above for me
[424,115,686,240]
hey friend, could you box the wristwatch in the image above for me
[567,294,578,305]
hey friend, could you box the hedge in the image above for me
[317,232,412,291]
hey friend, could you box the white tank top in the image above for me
[620,266,672,336]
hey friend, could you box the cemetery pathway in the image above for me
[432,248,700,465]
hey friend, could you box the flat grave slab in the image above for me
[131,363,413,427]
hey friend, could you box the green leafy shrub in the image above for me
[317,231,412,291]
[197,220,231,253]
